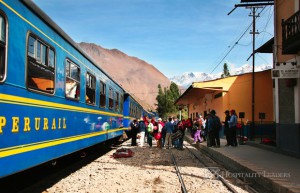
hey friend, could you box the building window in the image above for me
[109,87,114,110]
[86,72,96,105]
[0,14,6,82]
[65,59,80,100]
[27,34,55,94]
[100,81,106,108]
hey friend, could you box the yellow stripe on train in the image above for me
[0,127,125,158]
[0,93,122,117]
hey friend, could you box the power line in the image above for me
[208,6,269,75]
[209,21,253,74]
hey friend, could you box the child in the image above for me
[193,120,202,144]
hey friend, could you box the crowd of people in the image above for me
[128,109,239,150]
[129,116,189,150]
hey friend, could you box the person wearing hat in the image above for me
[154,118,163,148]
[130,119,139,146]
[223,110,231,146]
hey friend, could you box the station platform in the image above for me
[184,134,300,193]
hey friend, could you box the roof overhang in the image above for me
[255,37,274,53]
[174,85,227,106]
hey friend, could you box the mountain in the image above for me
[78,42,272,108]
[170,64,273,88]
[78,42,170,110]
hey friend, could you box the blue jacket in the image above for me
[165,121,174,133]
[138,121,146,132]
[228,114,237,128]
[207,117,214,132]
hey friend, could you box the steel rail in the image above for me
[185,143,259,193]
[170,151,188,193]
[183,144,239,193]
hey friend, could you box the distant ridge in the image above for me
[78,42,170,110]
[170,64,273,88]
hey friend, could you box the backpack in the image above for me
[147,123,153,133]
[212,116,222,131]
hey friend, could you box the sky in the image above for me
[33,0,274,78]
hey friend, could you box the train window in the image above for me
[120,94,123,113]
[27,36,35,58]
[0,14,6,82]
[65,59,80,100]
[115,92,119,112]
[48,49,55,68]
[99,81,106,108]
[27,34,55,94]
[36,40,47,66]
[131,105,134,117]
[109,87,114,110]
[86,72,95,105]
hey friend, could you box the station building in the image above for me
[175,70,274,143]
[175,69,274,123]
[270,0,300,156]
[176,0,300,157]
[252,0,300,157]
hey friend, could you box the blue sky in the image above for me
[33,0,274,77]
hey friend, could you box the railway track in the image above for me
[5,139,260,193]
[171,153,188,193]
[170,142,259,193]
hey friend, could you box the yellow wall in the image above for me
[189,70,274,123]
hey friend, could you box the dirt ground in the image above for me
[43,139,248,193]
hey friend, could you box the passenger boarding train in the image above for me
[0,0,153,178]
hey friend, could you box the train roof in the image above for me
[21,0,124,92]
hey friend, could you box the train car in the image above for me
[142,110,155,120]
[123,93,143,131]
[0,0,125,178]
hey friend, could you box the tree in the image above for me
[156,84,165,117]
[221,63,230,78]
[156,82,181,119]
[169,82,180,113]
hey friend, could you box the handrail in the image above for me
[282,10,300,41]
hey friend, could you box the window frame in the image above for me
[85,72,96,105]
[65,59,80,101]
[0,12,7,83]
[108,87,114,110]
[99,80,106,108]
[120,94,123,113]
[26,33,56,95]
[115,91,119,112]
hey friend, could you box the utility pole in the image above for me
[228,0,273,140]
[249,7,260,140]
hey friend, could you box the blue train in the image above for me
[0,0,149,178]
[123,93,156,135]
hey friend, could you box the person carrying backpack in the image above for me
[207,110,222,147]
[147,120,154,148]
